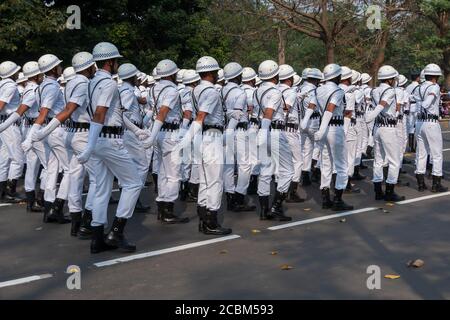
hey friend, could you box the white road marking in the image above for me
[0,203,12,208]
[94,234,241,268]
[268,207,380,231]
[0,274,52,289]
[396,191,450,205]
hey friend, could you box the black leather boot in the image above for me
[366,145,373,158]
[301,171,311,186]
[426,157,432,179]
[179,181,189,201]
[270,191,292,221]
[47,198,70,224]
[322,188,333,209]
[43,201,55,223]
[156,201,164,220]
[311,167,321,183]
[0,181,6,202]
[345,180,361,194]
[70,212,82,237]
[105,217,136,252]
[232,192,256,212]
[374,182,384,200]
[135,199,150,213]
[286,182,305,203]
[331,173,337,190]
[431,176,448,193]
[186,183,199,202]
[26,191,44,212]
[384,183,405,202]
[90,225,117,254]
[78,209,93,239]
[383,166,389,182]
[359,158,368,169]
[258,196,271,220]
[352,166,366,180]
[152,173,158,195]
[202,210,232,235]
[197,205,207,232]
[226,192,235,211]
[247,175,258,195]
[408,134,415,153]
[5,179,23,203]
[332,189,354,211]
[37,189,44,207]
[416,174,427,192]
[161,202,189,224]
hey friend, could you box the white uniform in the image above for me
[353,85,366,165]
[415,81,443,176]
[395,86,408,158]
[406,81,420,135]
[242,84,259,176]
[88,69,143,226]
[360,84,373,154]
[340,83,357,178]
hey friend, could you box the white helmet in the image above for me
[156,59,179,78]
[146,75,155,85]
[183,69,200,85]
[196,56,220,73]
[63,67,76,82]
[423,63,442,76]
[72,52,95,73]
[92,42,122,61]
[58,76,65,84]
[176,69,186,83]
[152,67,160,80]
[258,60,279,80]
[118,63,139,80]
[351,70,361,85]
[302,68,311,78]
[419,70,425,83]
[398,74,408,86]
[224,62,243,81]
[138,72,148,83]
[255,76,262,86]
[16,72,27,84]
[22,61,41,78]
[242,67,257,82]
[307,68,323,80]
[217,69,225,82]
[377,65,399,80]
[322,63,342,81]
[293,74,302,87]
[38,54,62,74]
[0,61,21,79]
[340,66,352,81]
[278,64,297,81]
[361,73,372,84]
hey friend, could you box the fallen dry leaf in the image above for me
[303,208,311,211]
[280,264,293,270]
[219,250,228,254]
[386,203,395,207]
[382,209,390,213]
[340,218,346,223]
[35,227,43,231]
[270,251,278,256]
[407,259,424,268]
[251,229,261,234]
[384,274,401,279]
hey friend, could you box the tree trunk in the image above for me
[370,29,389,84]
[277,27,287,65]
[325,40,334,63]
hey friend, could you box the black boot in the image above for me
[408,134,416,153]
[270,191,292,221]
[286,182,305,203]
[384,183,405,202]
[0,181,6,202]
[352,166,366,180]
[186,183,198,202]
[179,181,189,201]
[156,201,164,220]
[232,192,256,212]
[197,206,207,232]
[105,217,136,252]
[46,198,70,224]
[258,196,271,220]
[301,171,311,186]
[78,209,93,239]
[43,201,55,223]
[152,173,158,195]
[416,174,427,192]
[226,192,235,211]
[383,166,389,182]
[37,190,44,207]
[359,159,368,169]
[374,182,385,200]
[161,202,189,224]
[247,175,258,195]
[322,188,333,209]
[202,210,232,235]
[345,180,361,194]
[366,145,374,159]
[90,225,117,254]
[311,167,321,183]
[135,199,150,213]
[25,191,43,212]
[332,189,354,211]
[431,176,448,193]
[70,212,82,237]
[4,179,23,203]
[426,157,433,179]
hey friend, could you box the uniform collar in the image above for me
[379,82,391,89]
[97,69,112,78]
[278,83,290,89]
[225,81,239,89]
[160,79,176,87]
[261,81,277,88]
[75,74,89,82]
[200,80,214,87]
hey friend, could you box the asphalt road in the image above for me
[1,122,450,300]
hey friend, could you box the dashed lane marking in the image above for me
[0,274,53,289]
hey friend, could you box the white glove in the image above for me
[181,118,190,130]
[141,119,163,149]
[32,118,61,142]
[314,111,333,142]
[174,121,202,152]
[257,118,271,147]
[177,127,188,142]
[143,110,154,127]
[0,112,21,133]
[77,122,103,164]
[122,114,148,138]
[365,105,384,123]
[343,117,351,136]
[300,108,314,131]
[223,128,235,146]
[22,124,41,152]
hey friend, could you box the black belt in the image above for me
[236,122,248,130]
[271,121,285,130]
[417,113,438,122]
[350,118,357,126]
[310,112,321,119]
[24,117,36,126]
[328,117,344,126]
[67,121,90,133]
[284,123,299,132]
[375,117,397,127]
[398,115,404,121]
[203,124,224,133]
[161,122,180,132]
[99,126,124,138]
[249,118,260,127]
[356,111,364,118]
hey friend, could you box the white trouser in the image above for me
[372,126,401,184]
[407,112,416,134]
[360,118,370,157]
[301,127,318,172]
[223,131,236,194]
[319,126,348,190]
[21,126,44,192]
[67,130,96,213]
[346,124,358,177]
[248,124,259,175]
[235,128,252,194]
[187,135,201,184]
[257,129,294,196]
[0,125,25,181]
[155,130,181,203]
[152,145,161,175]
[396,118,408,160]
[90,137,143,226]
[123,130,149,184]
[355,118,365,164]
[197,130,224,211]
[285,129,302,183]
[44,127,71,202]
[415,121,443,176]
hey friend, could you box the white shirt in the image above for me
[405,81,420,113]
[65,74,90,123]
[37,76,65,118]
[221,82,248,123]
[88,69,123,127]
[0,78,21,116]
[298,81,319,128]
[278,83,300,124]
[339,83,356,118]
[193,80,224,126]
[241,84,258,120]
[372,83,397,118]
[21,82,40,118]
[180,86,195,119]
[150,79,182,124]
[254,82,285,123]
[120,81,142,125]
[313,81,345,117]
[418,81,440,116]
